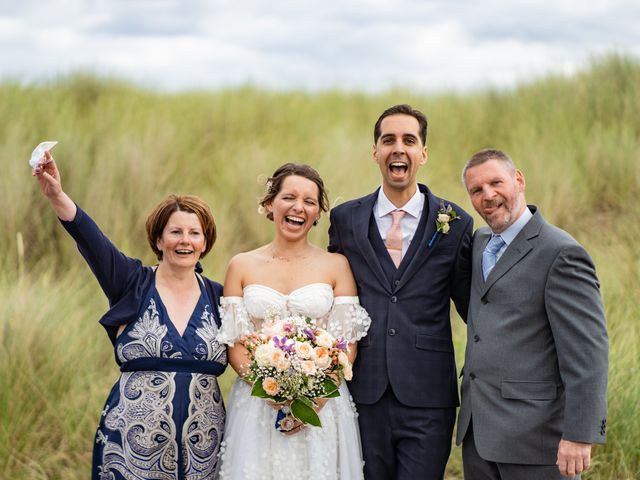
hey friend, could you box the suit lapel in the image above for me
[480,209,543,296]
[394,185,439,292]
[352,190,392,293]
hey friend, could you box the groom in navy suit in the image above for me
[329,104,473,479]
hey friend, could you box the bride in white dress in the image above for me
[216,164,371,479]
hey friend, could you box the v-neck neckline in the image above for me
[153,272,205,340]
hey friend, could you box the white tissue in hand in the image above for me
[29,141,58,168]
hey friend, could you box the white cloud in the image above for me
[1,0,639,92]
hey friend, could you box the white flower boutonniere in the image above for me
[429,202,460,247]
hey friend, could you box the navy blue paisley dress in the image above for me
[94,278,227,480]
[59,206,227,480]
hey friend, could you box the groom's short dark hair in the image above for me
[374,104,428,146]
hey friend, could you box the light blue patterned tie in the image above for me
[482,235,505,280]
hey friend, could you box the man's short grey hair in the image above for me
[461,148,517,186]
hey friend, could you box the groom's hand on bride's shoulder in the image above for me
[556,439,592,477]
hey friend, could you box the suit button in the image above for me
[394,280,400,286]
[469,372,476,380]
[388,328,396,336]
[473,335,480,342]
[481,298,488,305]
[390,296,398,303]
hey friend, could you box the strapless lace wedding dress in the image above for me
[216,283,371,480]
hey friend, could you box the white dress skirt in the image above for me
[216,283,372,480]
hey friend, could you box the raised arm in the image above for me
[33,151,141,303]
[33,151,76,221]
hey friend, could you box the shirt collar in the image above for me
[494,206,533,245]
[375,185,423,219]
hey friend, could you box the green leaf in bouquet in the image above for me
[291,397,321,427]
[321,377,341,398]
[296,395,315,408]
[250,378,270,398]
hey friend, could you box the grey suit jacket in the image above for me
[456,206,608,465]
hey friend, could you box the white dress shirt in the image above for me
[374,186,425,257]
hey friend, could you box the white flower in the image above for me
[433,202,459,239]
[290,314,309,330]
[269,348,287,367]
[295,341,313,359]
[255,343,275,367]
[337,351,350,369]
[298,360,317,375]
[315,330,334,348]
[275,357,290,372]
[338,351,353,380]
[262,320,286,337]
[313,346,331,369]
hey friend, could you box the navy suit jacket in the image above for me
[329,184,472,407]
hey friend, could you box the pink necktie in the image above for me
[385,210,406,268]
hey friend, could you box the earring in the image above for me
[313,217,320,226]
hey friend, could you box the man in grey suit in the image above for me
[456,149,608,479]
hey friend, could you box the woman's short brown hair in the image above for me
[146,194,216,261]
[258,163,329,222]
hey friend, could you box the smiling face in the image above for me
[464,158,527,233]
[156,211,207,268]
[373,114,427,195]
[266,175,321,241]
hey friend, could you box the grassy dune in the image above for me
[1,55,639,479]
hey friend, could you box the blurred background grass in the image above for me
[1,54,638,479]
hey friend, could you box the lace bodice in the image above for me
[217,283,371,345]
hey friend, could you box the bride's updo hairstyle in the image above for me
[259,163,329,224]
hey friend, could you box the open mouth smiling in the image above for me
[389,162,408,175]
[284,215,305,226]
[175,249,194,255]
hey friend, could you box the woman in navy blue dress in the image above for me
[34,151,227,480]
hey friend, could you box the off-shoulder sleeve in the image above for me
[216,296,254,346]
[327,296,371,343]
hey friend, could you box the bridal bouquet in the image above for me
[240,311,352,431]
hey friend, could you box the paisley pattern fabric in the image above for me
[216,283,371,480]
[93,279,227,480]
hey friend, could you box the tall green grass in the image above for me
[1,54,638,479]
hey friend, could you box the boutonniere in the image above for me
[428,202,460,248]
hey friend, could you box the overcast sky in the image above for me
[2,0,639,92]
